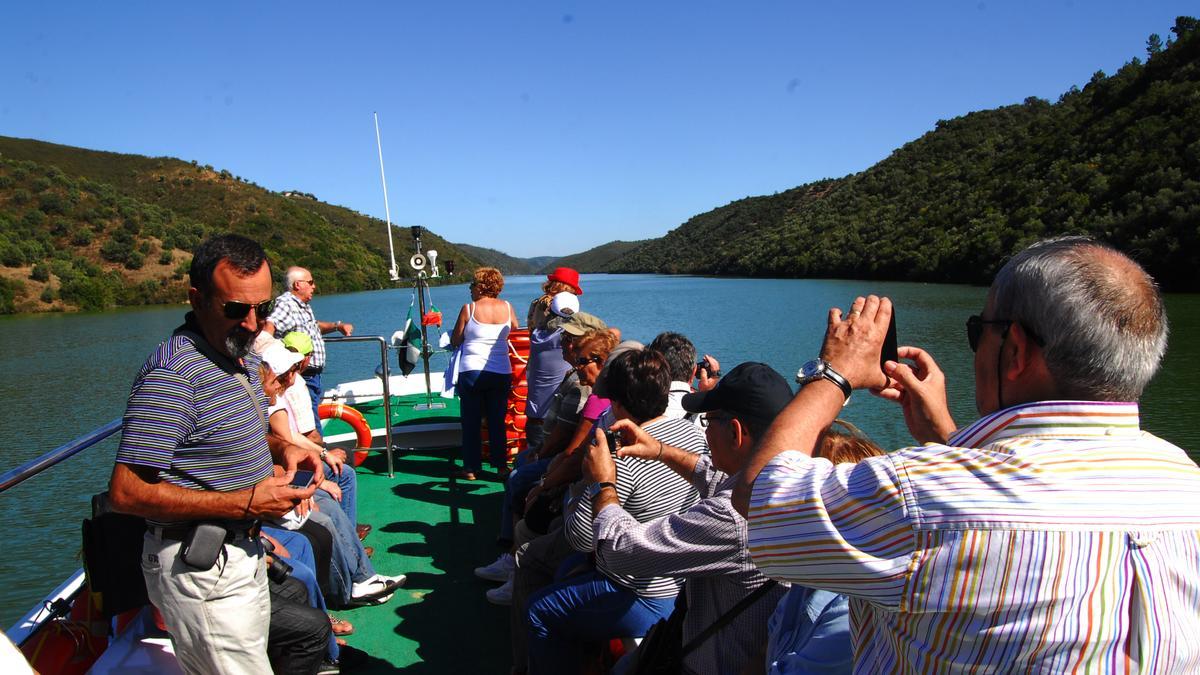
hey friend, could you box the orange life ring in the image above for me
[319,403,373,466]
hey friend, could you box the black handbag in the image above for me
[81,492,149,617]
[631,592,687,675]
[632,580,780,675]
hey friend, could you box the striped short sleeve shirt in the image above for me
[747,401,1200,673]
[565,416,710,598]
[116,329,274,494]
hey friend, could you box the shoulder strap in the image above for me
[174,328,267,431]
[507,301,514,322]
[468,303,475,321]
[680,580,779,657]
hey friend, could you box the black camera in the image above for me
[603,429,621,453]
[266,555,293,584]
[696,357,718,377]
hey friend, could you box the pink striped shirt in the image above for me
[748,401,1200,673]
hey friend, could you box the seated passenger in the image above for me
[525,347,707,674]
[646,331,720,424]
[588,362,792,675]
[280,331,368,542]
[259,342,405,608]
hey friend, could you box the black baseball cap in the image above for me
[681,362,793,426]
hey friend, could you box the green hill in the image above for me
[452,243,553,275]
[0,137,484,313]
[542,240,650,274]
[613,17,1200,291]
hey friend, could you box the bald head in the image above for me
[990,236,1168,401]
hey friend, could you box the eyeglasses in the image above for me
[966,314,1016,353]
[222,298,274,321]
[966,315,1043,352]
[574,355,603,368]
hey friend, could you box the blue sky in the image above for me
[0,2,1191,257]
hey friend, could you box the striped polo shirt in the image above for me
[116,319,274,494]
[747,401,1200,673]
[565,416,709,598]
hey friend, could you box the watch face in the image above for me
[797,359,825,381]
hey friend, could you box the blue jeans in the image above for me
[500,454,552,541]
[526,571,676,674]
[304,372,323,435]
[311,491,376,606]
[323,460,358,527]
[458,369,512,472]
[263,526,339,662]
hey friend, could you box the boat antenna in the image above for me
[374,112,400,282]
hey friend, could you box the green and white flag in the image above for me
[398,305,423,376]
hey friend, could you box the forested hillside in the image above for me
[453,243,550,275]
[0,138,483,313]
[545,240,652,274]
[614,17,1200,291]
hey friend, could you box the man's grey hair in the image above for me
[990,236,1168,401]
[285,266,309,291]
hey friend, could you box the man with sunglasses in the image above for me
[109,234,323,674]
[733,236,1200,672]
[264,266,354,429]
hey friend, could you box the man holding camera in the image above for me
[735,237,1200,671]
[583,362,793,675]
[109,235,322,674]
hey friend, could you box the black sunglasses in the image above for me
[966,315,1044,352]
[222,298,274,321]
[574,355,603,367]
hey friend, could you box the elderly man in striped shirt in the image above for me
[734,236,1200,672]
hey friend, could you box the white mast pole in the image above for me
[374,112,400,281]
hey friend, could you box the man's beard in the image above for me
[225,327,257,359]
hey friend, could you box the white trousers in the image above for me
[140,531,270,675]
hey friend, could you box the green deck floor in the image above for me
[327,415,515,673]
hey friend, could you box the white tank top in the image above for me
[460,301,514,374]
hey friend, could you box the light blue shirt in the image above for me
[765,586,852,675]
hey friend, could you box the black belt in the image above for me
[151,521,261,543]
[302,366,324,376]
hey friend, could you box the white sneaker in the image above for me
[486,576,513,605]
[474,553,515,582]
[351,574,405,601]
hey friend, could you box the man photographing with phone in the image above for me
[109,234,322,675]
[734,237,1200,671]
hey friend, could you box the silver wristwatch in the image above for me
[795,358,853,402]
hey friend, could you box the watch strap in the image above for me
[820,365,853,401]
[589,481,617,500]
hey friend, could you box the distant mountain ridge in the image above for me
[452,243,557,275]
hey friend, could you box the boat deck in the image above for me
[332,430,515,671]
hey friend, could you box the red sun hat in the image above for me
[547,267,583,295]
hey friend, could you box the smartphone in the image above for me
[181,522,227,570]
[880,310,898,372]
[289,470,315,489]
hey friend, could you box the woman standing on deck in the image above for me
[451,267,520,480]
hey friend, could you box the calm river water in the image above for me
[1,274,1197,626]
